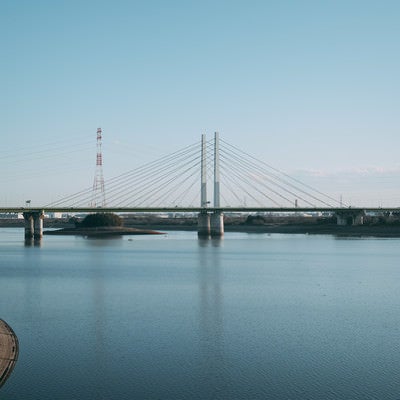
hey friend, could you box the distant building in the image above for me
[0,213,20,219]
[45,212,63,219]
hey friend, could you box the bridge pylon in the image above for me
[211,132,224,237]
[197,132,224,238]
[198,134,211,237]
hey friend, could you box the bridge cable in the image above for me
[220,139,344,207]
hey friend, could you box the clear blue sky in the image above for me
[1,0,400,206]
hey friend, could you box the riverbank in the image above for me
[3,218,400,237]
[128,223,400,237]
[0,319,19,388]
[226,223,400,237]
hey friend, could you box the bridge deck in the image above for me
[0,319,19,388]
[1,206,400,214]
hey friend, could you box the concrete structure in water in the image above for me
[197,211,211,237]
[336,209,365,226]
[210,212,224,237]
[23,210,44,240]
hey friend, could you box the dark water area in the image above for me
[1,228,400,399]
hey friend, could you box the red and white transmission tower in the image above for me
[90,127,106,207]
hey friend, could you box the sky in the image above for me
[1,0,400,207]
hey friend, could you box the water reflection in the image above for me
[211,237,224,247]
[198,237,224,248]
[197,240,226,396]
[83,236,123,247]
[94,281,106,381]
[88,246,108,395]
[24,238,42,248]
[197,238,209,248]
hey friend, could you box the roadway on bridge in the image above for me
[0,319,19,388]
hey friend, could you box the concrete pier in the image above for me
[23,210,44,240]
[210,212,224,237]
[33,212,44,240]
[336,210,365,226]
[23,213,34,239]
[0,319,19,388]
[197,212,211,237]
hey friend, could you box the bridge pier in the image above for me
[336,210,365,226]
[34,212,44,240]
[23,211,44,240]
[210,211,224,237]
[198,212,211,237]
[23,213,34,239]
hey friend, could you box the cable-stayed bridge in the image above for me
[36,133,348,209]
[1,133,398,240]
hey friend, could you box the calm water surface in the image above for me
[1,228,400,399]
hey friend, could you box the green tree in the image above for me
[80,213,123,228]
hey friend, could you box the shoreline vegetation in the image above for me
[2,213,400,237]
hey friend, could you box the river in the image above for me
[0,228,399,399]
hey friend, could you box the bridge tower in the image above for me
[197,132,224,238]
[90,128,106,208]
[210,132,224,237]
[198,134,211,237]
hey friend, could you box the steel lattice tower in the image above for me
[90,128,106,207]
